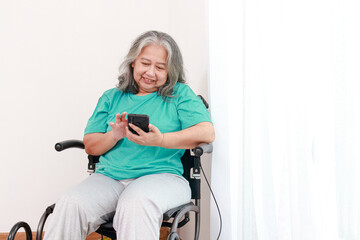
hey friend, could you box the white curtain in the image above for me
[208,0,360,239]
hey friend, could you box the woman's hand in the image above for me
[109,112,128,141]
[126,123,164,147]
[84,112,128,156]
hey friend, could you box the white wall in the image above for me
[0,0,210,239]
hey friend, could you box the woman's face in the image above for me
[132,44,168,95]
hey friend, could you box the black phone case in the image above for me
[128,114,149,135]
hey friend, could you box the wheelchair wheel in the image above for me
[168,232,180,240]
[8,221,32,240]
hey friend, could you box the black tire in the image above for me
[8,221,32,240]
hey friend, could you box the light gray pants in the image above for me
[43,173,191,240]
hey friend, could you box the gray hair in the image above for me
[117,31,186,98]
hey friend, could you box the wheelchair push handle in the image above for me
[55,140,84,152]
[192,143,213,156]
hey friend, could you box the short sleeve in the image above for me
[175,84,212,130]
[84,93,110,135]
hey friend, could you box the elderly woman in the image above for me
[44,31,215,240]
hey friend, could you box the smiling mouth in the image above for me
[143,77,156,84]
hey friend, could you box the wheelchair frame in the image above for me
[33,140,212,240]
[8,95,212,240]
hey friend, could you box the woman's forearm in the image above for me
[83,131,119,156]
[84,122,215,155]
[160,122,215,149]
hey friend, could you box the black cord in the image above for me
[199,161,222,240]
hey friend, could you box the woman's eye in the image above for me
[156,66,165,70]
[142,62,150,66]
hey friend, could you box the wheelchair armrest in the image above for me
[192,143,213,157]
[55,140,84,152]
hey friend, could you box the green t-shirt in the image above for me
[84,83,212,180]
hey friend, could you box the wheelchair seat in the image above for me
[36,140,213,240]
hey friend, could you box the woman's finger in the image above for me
[129,123,144,136]
[148,124,160,133]
[126,126,142,143]
[115,113,121,123]
[125,126,133,139]
[120,112,127,122]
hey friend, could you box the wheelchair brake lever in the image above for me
[190,157,201,179]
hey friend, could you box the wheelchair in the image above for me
[8,96,213,240]
[46,141,213,240]
[8,140,212,240]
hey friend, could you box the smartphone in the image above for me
[127,114,149,135]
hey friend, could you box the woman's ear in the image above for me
[131,62,134,68]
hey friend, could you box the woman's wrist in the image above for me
[110,130,124,142]
[158,133,165,148]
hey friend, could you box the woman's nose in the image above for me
[145,66,155,76]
